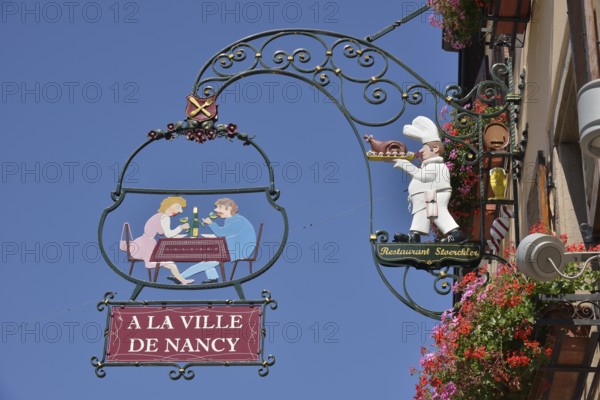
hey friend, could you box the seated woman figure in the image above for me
[130,196,193,285]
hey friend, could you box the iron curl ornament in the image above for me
[185,28,524,319]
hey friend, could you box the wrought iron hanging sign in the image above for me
[92,100,288,379]
[184,27,524,320]
[92,14,524,359]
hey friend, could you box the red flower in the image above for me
[411,228,597,400]
[465,346,487,359]
[507,352,531,367]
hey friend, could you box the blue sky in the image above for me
[0,1,458,398]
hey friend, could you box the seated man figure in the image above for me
[174,198,256,284]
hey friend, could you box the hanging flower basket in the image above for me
[411,228,600,400]
[428,0,490,50]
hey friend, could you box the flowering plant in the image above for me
[413,264,552,399]
[439,101,507,238]
[412,228,600,399]
[428,0,490,49]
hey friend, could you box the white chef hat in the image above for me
[403,116,441,144]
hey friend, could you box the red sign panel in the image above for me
[106,305,261,363]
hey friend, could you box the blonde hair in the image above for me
[215,197,238,214]
[158,196,187,213]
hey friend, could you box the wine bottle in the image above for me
[191,207,199,238]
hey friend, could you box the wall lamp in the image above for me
[516,233,599,281]
[578,79,600,158]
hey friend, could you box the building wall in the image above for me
[514,2,600,398]
[515,0,589,241]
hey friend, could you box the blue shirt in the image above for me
[208,214,256,260]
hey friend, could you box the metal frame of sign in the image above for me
[91,290,277,380]
[98,125,289,301]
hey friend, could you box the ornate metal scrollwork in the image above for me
[193,29,512,132]
[188,29,518,319]
[432,268,459,296]
[261,289,278,310]
[90,356,106,378]
[169,366,195,381]
[258,355,276,377]
[539,298,600,321]
[96,292,115,312]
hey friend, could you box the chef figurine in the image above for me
[392,116,466,243]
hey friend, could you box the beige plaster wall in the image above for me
[515,0,574,236]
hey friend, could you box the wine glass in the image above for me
[200,212,218,226]
[179,216,189,230]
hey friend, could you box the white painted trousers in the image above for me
[409,191,458,235]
